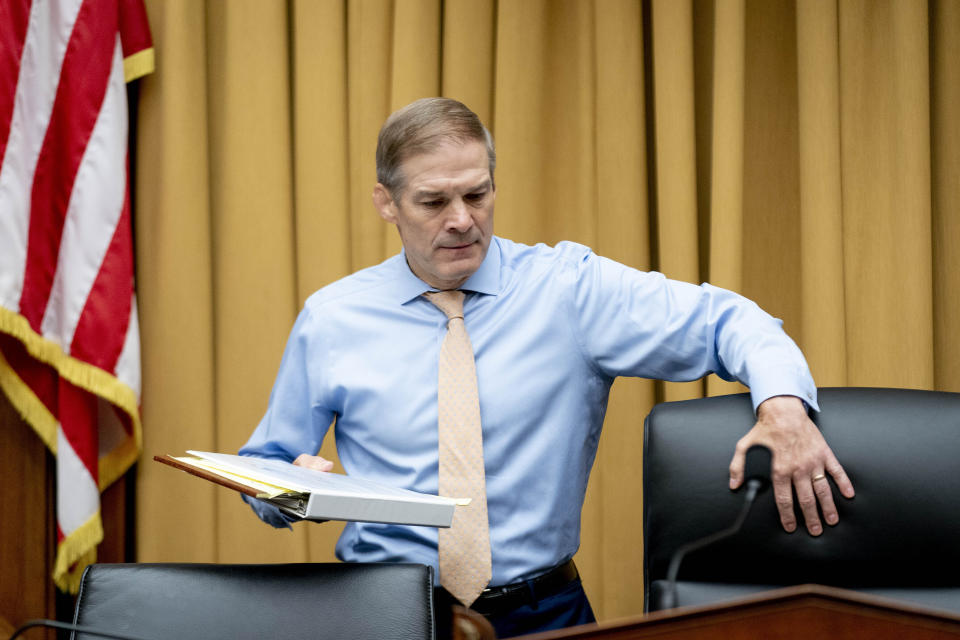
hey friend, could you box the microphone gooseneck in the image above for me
[660,444,772,610]
[8,618,154,640]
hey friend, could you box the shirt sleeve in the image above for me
[568,247,818,412]
[238,306,337,524]
[240,494,297,529]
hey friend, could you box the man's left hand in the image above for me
[728,395,855,536]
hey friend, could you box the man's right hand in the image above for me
[294,453,334,472]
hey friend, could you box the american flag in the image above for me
[0,0,152,592]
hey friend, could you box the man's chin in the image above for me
[433,256,484,287]
[438,265,479,287]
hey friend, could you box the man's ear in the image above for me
[372,184,398,223]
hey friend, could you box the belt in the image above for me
[437,560,580,617]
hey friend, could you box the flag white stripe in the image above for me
[41,37,128,349]
[56,425,100,535]
[114,295,141,394]
[0,0,85,311]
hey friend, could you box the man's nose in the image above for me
[444,198,473,231]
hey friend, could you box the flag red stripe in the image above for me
[0,0,33,165]
[59,377,99,483]
[70,175,133,371]
[119,0,153,58]
[18,0,119,332]
[0,333,58,416]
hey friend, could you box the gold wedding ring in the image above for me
[811,473,826,482]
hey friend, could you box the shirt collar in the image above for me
[391,237,502,305]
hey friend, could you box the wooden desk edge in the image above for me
[517,584,960,640]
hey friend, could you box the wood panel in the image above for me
[519,586,960,640]
[0,613,16,637]
[0,390,131,633]
[0,390,56,630]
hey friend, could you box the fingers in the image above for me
[811,472,838,527]
[293,453,334,472]
[780,465,846,536]
[772,474,797,533]
[793,471,826,535]
[774,463,838,537]
[728,440,746,490]
[826,453,856,499]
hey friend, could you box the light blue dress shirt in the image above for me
[239,237,817,586]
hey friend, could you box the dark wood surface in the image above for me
[0,390,131,636]
[519,585,960,640]
[1,612,16,638]
[0,390,56,633]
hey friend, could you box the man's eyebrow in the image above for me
[414,189,446,199]
[413,179,491,199]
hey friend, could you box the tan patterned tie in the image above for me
[423,290,492,607]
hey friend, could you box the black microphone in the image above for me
[742,443,772,492]
[8,618,154,640]
[660,444,772,610]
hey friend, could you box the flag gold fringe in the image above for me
[0,307,141,592]
[124,47,155,83]
[53,511,103,594]
[0,307,142,480]
[0,347,58,453]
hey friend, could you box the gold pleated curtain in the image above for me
[134,0,960,621]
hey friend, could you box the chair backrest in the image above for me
[71,562,435,640]
[643,387,960,613]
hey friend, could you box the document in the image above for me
[155,451,467,528]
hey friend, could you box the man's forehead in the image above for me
[400,141,491,195]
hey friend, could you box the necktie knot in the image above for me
[423,290,465,321]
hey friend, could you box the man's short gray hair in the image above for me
[376,97,496,196]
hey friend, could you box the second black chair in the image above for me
[643,387,960,614]
[70,562,435,640]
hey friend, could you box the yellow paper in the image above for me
[173,456,295,498]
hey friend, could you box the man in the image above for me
[240,97,855,638]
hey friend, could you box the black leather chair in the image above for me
[70,562,435,639]
[643,387,960,614]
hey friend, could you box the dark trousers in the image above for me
[435,578,596,639]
